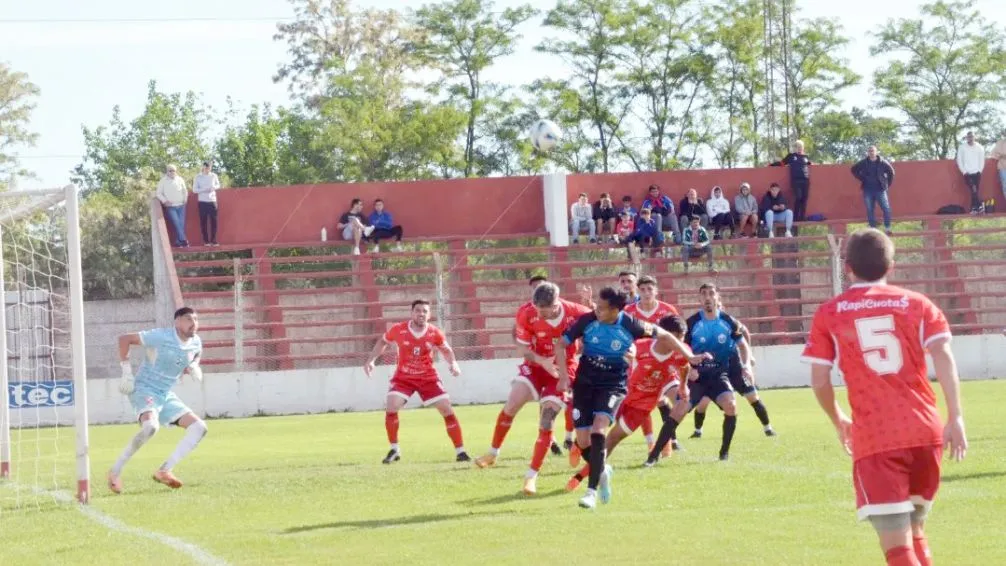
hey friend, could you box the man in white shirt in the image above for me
[192,161,221,247]
[569,193,596,243]
[956,131,986,213]
[155,164,190,247]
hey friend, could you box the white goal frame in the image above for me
[0,184,90,503]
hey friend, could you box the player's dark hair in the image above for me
[174,307,196,319]
[532,282,559,308]
[617,271,636,280]
[374,198,384,204]
[528,274,548,286]
[845,228,894,282]
[637,275,657,287]
[411,299,431,309]
[699,282,717,293]
[351,197,362,207]
[658,315,686,335]
[598,286,630,311]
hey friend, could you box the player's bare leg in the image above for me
[910,509,933,566]
[691,396,712,438]
[383,394,408,463]
[646,395,692,466]
[475,382,533,468]
[562,402,575,451]
[432,398,469,462]
[640,412,655,452]
[108,410,159,494]
[523,400,562,495]
[714,392,738,461]
[743,390,775,436]
[567,421,628,492]
[578,413,615,509]
[867,512,921,566]
[153,412,208,489]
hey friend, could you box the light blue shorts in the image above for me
[129,391,192,426]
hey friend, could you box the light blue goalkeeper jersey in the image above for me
[135,327,202,398]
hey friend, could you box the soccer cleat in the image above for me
[456,451,471,463]
[107,470,122,495]
[643,455,659,468]
[690,430,702,439]
[382,449,401,464]
[565,475,582,492]
[550,441,563,456]
[764,427,777,437]
[563,439,574,451]
[719,452,730,461]
[578,490,597,509]
[568,444,581,468]
[671,440,682,451]
[152,469,183,489]
[473,453,496,468]
[661,442,672,459]
[522,476,537,496]
[598,465,613,504]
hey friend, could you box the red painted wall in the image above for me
[185,175,545,245]
[567,159,1003,220]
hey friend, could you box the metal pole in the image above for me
[64,184,90,504]
[827,233,843,297]
[0,222,10,479]
[432,252,446,331]
[233,258,244,370]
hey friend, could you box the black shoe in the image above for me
[643,456,658,468]
[671,440,681,451]
[689,430,702,439]
[765,428,777,437]
[456,451,471,462]
[550,441,563,456]
[382,449,400,464]
[719,452,729,461]
[563,439,574,451]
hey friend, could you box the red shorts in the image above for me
[852,445,943,521]
[513,363,573,406]
[616,404,652,434]
[388,373,448,406]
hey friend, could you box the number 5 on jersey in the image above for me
[855,315,904,375]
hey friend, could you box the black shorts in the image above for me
[572,378,626,429]
[689,367,734,408]
[727,356,756,396]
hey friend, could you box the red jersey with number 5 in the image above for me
[624,300,679,324]
[623,339,689,411]
[384,321,445,379]
[514,299,592,367]
[801,283,951,461]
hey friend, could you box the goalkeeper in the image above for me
[108,306,207,493]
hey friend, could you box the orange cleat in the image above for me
[522,476,537,496]
[565,475,582,492]
[474,453,497,468]
[107,470,122,495]
[568,444,581,468]
[152,469,183,489]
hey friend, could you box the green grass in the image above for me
[2,381,1005,566]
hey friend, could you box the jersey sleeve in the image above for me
[684,313,698,345]
[382,323,397,344]
[622,314,655,340]
[800,310,836,367]
[138,328,170,347]
[562,312,595,345]
[430,326,446,347]
[514,309,534,345]
[920,297,952,349]
[722,313,745,340]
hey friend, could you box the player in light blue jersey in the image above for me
[107,307,207,494]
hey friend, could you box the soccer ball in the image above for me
[529,119,562,152]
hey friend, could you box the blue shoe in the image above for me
[599,465,613,504]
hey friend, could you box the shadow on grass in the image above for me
[455,487,568,506]
[281,510,508,533]
[942,470,1006,483]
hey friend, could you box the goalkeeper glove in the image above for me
[118,361,134,395]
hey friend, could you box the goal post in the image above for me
[0,184,90,505]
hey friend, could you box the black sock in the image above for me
[579,442,592,463]
[649,416,679,460]
[751,400,770,426]
[694,410,706,431]
[587,433,606,490]
[721,415,737,456]
[658,404,672,423]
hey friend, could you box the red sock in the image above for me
[385,412,399,444]
[885,545,921,566]
[529,428,552,472]
[641,413,654,437]
[491,411,514,450]
[564,405,574,434]
[443,414,464,448]
[913,536,932,566]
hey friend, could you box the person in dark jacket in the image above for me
[760,183,793,237]
[678,188,708,230]
[850,145,896,234]
[769,140,812,222]
[626,207,664,255]
[368,198,405,251]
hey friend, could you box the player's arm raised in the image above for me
[116,333,142,394]
[651,326,709,366]
[363,336,390,378]
[928,338,967,461]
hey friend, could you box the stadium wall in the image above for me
[11,334,1004,426]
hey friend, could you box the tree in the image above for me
[412,0,537,177]
[809,108,903,163]
[871,0,1006,159]
[0,63,40,179]
[469,87,546,176]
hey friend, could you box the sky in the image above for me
[3,0,1006,189]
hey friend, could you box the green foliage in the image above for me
[0,63,40,178]
[809,108,903,163]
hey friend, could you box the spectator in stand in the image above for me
[706,186,735,239]
[626,207,664,256]
[338,198,375,255]
[850,145,896,234]
[618,195,637,219]
[678,188,708,230]
[734,182,759,238]
[192,161,220,247]
[761,183,793,238]
[593,192,617,242]
[956,131,986,213]
[992,134,1006,200]
[642,184,681,244]
[368,198,404,252]
[614,210,635,244]
[769,139,812,222]
[569,192,596,243]
[681,215,714,273]
[156,164,190,247]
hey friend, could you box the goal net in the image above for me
[0,185,89,513]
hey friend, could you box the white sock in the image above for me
[525,469,538,479]
[564,432,573,442]
[160,420,207,471]
[645,433,655,444]
[695,428,702,434]
[488,447,500,456]
[764,424,773,432]
[390,443,400,452]
[112,420,158,475]
[455,446,466,455]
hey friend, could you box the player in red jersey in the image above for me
[364,299,469,464]
[565,314,691,491]
[474,282,592,495]
[802,229,967,566]
[624,275,680,455]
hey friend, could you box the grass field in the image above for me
[2,381,1005,566]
